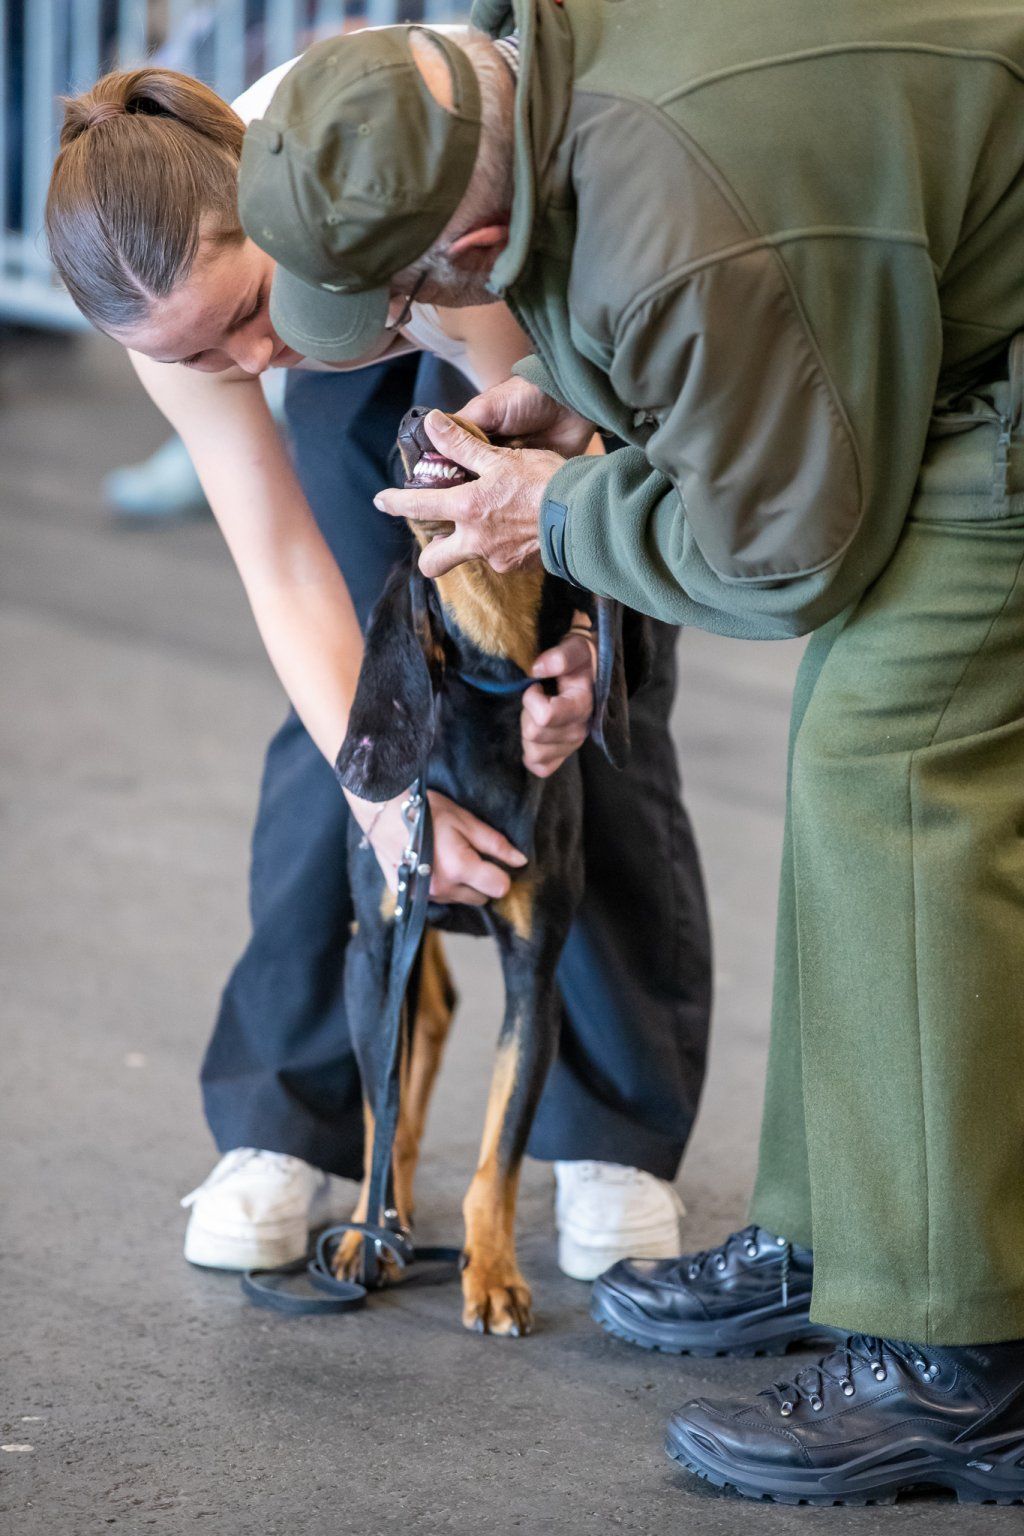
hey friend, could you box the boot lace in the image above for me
[765,1335,940,1417]
[673,1225,793,1301]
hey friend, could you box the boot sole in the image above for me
[590,1282,838,1357]
[666,1419,1024,1505]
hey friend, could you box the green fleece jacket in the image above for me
[471,0,1024,637]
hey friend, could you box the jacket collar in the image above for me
[471,0,575,293]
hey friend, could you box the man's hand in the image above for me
[348,787,528,906]
[374,411,563,579]
[460,375,597,457]
[521,625,596,778]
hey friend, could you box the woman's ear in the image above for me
[335,565,444,801]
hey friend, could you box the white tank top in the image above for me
[232,54,481,390]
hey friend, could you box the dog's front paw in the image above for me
[460,1258,533,1337]
[331,1229,401,1286]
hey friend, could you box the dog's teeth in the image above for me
[416,458,459,482]
[410,455,466,488]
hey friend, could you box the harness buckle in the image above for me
[399,790,425,870]
[400,789,423,828]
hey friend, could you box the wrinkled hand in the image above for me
[521,623,596,778]
[460,375,597,458]
[347,787,527,906]
[373,410,563,579]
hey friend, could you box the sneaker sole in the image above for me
[558,1224,682,1283]
[590,1281,839,1358]
[665,1418,1024,1505]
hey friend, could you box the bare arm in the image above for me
[131,352,363,763]
[436,302,535,392]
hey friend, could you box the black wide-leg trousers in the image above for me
[201,355,712,1182]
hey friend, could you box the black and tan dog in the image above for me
[334,409,644,1336]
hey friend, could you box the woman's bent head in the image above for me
[47,70,243,330]
[45,68,295,373]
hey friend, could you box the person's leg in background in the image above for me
[187,355,421,1269]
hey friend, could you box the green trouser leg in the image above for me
[747,614,844,1251]
[750,496,1024,1345]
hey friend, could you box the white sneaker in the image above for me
[181,1149,355,1271]
[554,1160,685,1281]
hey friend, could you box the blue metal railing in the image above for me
[1,1,456,329]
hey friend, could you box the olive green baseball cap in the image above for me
[238,27,482,361]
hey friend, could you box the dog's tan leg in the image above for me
[394,929,456,1219]
[333,930,456,1281]
[461,889,568,1337]
[461,1031,534,1337]
[332,1100,375,1279]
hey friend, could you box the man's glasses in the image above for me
[384,270,428,333]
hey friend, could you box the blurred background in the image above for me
[0,6,844,1535]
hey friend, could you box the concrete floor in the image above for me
[0,330,1011,1535]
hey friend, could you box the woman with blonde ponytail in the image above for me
[44,54,710,1283]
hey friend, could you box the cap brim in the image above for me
[269,266,390,363]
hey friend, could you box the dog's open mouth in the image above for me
[398,408,484,489]
[396,407,486,542]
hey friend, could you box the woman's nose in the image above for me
[233,333,276,376]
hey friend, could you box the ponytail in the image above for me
[46,68,245,333]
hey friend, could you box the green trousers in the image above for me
[750,379,1024,1346]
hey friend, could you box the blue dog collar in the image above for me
[454,670,537,697]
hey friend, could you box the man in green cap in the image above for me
[239,0,1024,1505]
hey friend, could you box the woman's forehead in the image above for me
[120,241,264,360]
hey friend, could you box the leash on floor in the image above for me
[240,770,462,1316]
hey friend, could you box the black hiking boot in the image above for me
[666,1334,1024,1505]
[590,1224,841,1356]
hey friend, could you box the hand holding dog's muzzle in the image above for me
[374,411,562,579]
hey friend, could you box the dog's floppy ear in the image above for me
[335,564,444,802]
[586,598,654,770]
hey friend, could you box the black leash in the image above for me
[242,582,463,1314]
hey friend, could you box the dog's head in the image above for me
[335,409,651,800]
